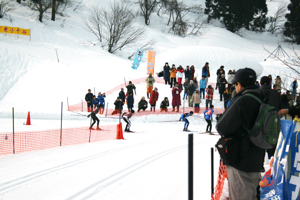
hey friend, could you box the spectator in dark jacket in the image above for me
[126,81,136,96]
[119,88,126,104]
[187,80,195,107]
[138,96,148,112]
[126,93,134,112]
[163,62,171,85]
[218,74,227,101]
[111,97,124,115]
[85,89,93,112]
[184,66,191,81]
[216,68,264,200]
[216,66,225,89]
[160,97,169,112]
[190,65,195,80]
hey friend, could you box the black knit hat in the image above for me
[232,68,257,87]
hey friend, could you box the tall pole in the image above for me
[188,134,193,200]
[12,107,15,154]
[211,147,214,196]
[60,102,63,146]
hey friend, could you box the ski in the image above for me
[198,132,218,135]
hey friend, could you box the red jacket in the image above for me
[172,87,182,106]
[149,91,159,105]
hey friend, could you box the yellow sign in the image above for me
[0,26,31,36]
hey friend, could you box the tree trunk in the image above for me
[51,0,56,21]
[17,0,21,3]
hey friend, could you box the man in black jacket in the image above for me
[85,89,93,112]
[216,68,264,200]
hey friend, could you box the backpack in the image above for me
[243,93,280,149]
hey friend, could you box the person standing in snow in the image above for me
[291,79,298,100]
[218,74,227,101]
[160,97,169,112]
[85,89,93,112]
[199,76,206,99]
[98,92,106,114]
[216,65,225,89]
[184,65,191,82]
[183,78,189,100]
[149,87,159,111]
[126,81,136,96]
[227,70,234,93]
[138,96,148,112]
[87,106,101,130]
[176,65,184,88]
[193,77,198,92]
[92,95,99,109]
[146,72,156,99]
[205,85,214,110]
[172,82,182,112]
[188,80,195,107]
[180,111,194,131]
[163,62,171,85]
[274,76,282,93]
[204,105,214,133]
[191,89,201,113]
[122,110,134,132]
[190,65,195,80]
[170,64,177,88]
[126,93,134,112]
[119,88,126,105]
[202,62,210,86]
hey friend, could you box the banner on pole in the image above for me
[0,25,31,36]
[147,51,156,75]
[131,49,144,70]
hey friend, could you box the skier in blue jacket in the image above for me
[180,111,194,131]
[204,105,214,133]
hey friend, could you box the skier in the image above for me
[122,110,135,132]
[180,111,194,131]
[87,106,102,130]
[204,105,214,134]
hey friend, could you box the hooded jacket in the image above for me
[216,85,265,172]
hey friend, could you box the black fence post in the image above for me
[12,107,15,154]
[188,134,193,200]
[211,147,214,196]
[60,102,63,146]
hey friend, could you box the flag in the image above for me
[131,49,144,70]
[147,51,156,75]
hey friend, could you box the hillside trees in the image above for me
[83,1,146,53]
[284,0,300,44]
[267,3,287,35]
[138,0,159,25]
[29,0,52,22]
[205,0,268,32]
[0,0,14,18]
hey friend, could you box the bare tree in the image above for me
[138,0,159,25]
[267,3,288,35]
[28,0,52,22]
[16,0,21,3]
[189,12,207,36]
[0,0,14,18]
[51,0,56,21]
[128,39,156,59]
[83,2,146,54]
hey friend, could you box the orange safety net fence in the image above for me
[211,160,227,200]
[0,125,117,156]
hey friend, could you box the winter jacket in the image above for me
[191,91,201,104]
[260,84,282,110]
[119,91,126,104]
[216,68,225,76]
[149,91,159,105]
[176,68,184,78]
[170,68,177,78]
[199,79,206,89]
[160,98,170,109]
[172,86,182,106]
[204,108,214,120]
[206,88,214,100]
[218,77,227,94]
[92,98,99,107]
[98,95,105,108]
[190,66,195,80]
[193,79,198,90]
[138,99,148,110]
[85,92,93,102]
[126,94,134,109]
[184,69,191,81]
[183,81,189,93]
[126,84,136,95]
[114,99,123,109]
[274,78,282,91]
[227,74,235,84]
[187,84,195,96]
[291,81,298,93]
[163,65,171,80]
[146,76,156,88]
[216,85,265,172]
[202,66,210,78]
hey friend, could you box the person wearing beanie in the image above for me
[216,67,265,200]
[180,111,194,131]
[163,62,171,85]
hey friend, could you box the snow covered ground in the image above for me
[0,0,298,199]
